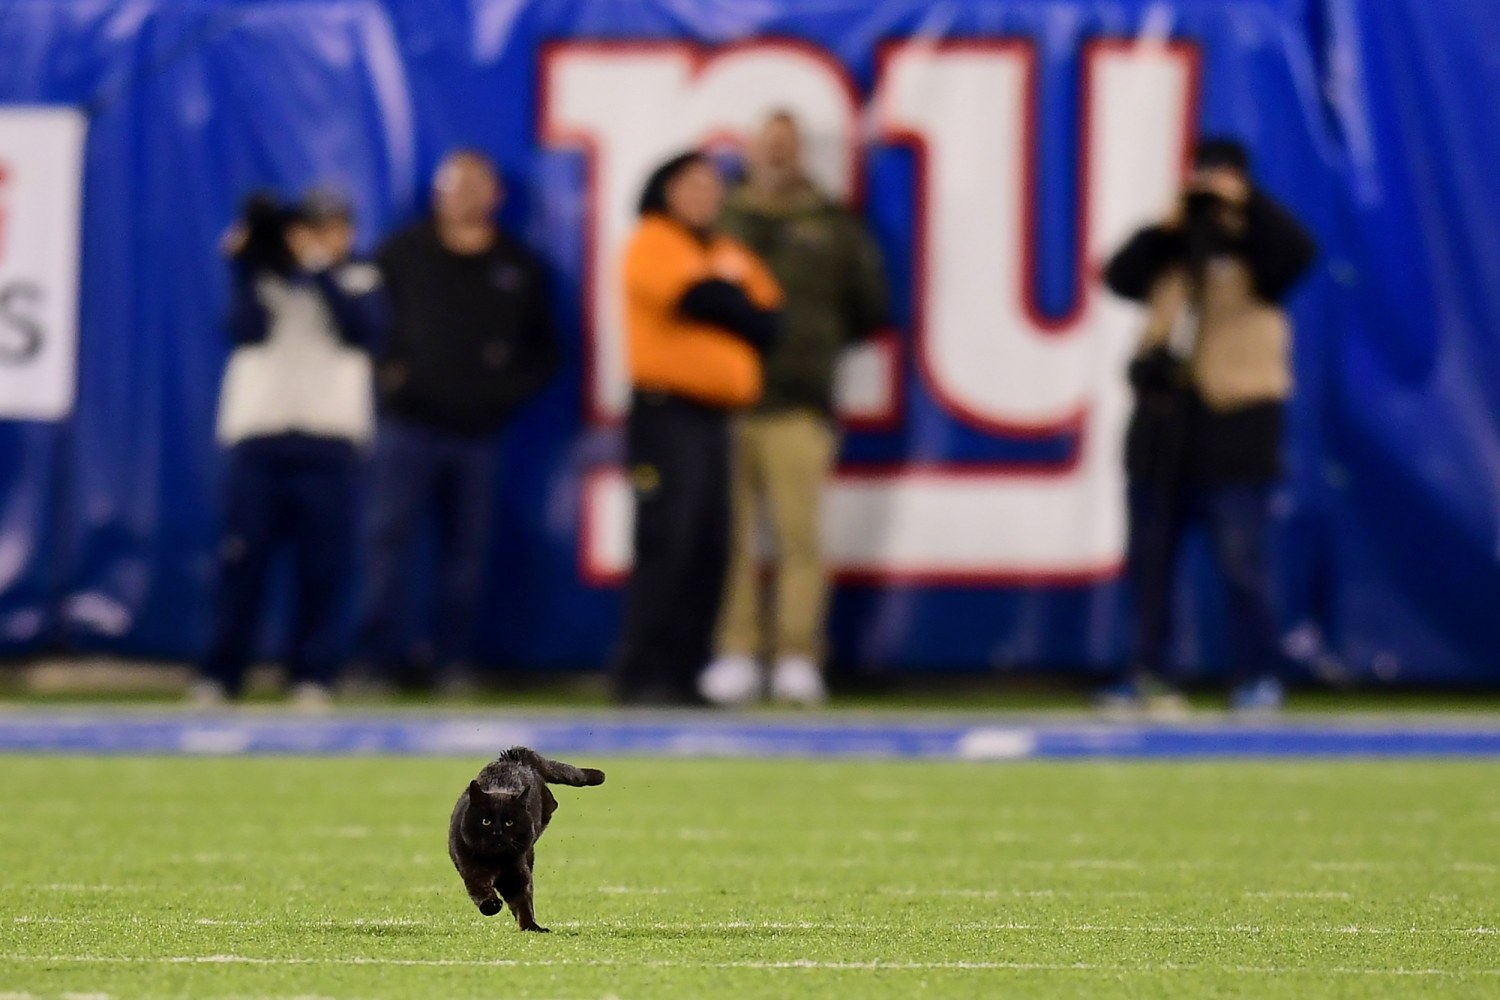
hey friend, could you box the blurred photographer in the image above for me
[1100,138,1316,713]
[192,190,386,707]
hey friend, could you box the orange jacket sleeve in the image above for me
[624,223,709,312]
[622,218,765,408]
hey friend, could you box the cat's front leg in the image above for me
[464,873,503,916]
[496,866,547,932]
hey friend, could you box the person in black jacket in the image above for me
[1099,138,1316,714]
[354,149,558,694]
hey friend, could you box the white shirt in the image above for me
[215,264,378,446]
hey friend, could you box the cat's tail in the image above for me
[509,746,606,787]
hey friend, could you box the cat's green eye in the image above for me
[480,818,491,826]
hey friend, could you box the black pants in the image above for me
[200,435,359,695]
[612,393,732,704]
[1128,480,1283,688]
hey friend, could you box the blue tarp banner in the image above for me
[1,0,1497,683]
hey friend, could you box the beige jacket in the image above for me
[1138,258,1292,412]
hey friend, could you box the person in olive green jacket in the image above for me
[698,110,889,707]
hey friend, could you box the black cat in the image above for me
[448,747,605,931]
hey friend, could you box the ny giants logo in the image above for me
[540,39,1200,586]
[0,162,9,263]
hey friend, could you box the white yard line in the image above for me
[880,887,1152,899]
[11,917,423,928]
[7,918,1494,935]
[0,955,1496,977]
[14,883,247,892]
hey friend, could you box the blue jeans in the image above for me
[357,418,496,679]
[1128,480,1282,687]
[200,435,359,694]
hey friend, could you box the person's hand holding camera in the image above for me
[1163,168,1250,232]
[287,225,336,273]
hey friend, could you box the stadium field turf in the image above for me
[1,756,1496,998]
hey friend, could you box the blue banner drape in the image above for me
[0,0,1496,684]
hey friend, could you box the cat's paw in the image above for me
[581,768,605,786]
[520,923,550,933]
[478,898,503,917]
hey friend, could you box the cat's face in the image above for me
[462,781,535,852]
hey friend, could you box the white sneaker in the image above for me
[697,655,762,707]
[186,679,228,709]
[770,656,827,707]
[288,682,334,713]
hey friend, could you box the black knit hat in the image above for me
[1193,136,1251,173]
[637,150,710,217]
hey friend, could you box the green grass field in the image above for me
[1,756,1497,998]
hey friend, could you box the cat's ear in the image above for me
[468,780,485,801]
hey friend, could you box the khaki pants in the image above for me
[716,409,838,660]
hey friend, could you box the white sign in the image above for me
[545,41,1196,583]
[0,107,86,421]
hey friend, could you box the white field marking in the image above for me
[854,784,906,800]
[12,916,428,929]
[1453,862,1498,874]
[880,887,1150,899]
[171,852,407,866]
[59,993,111,1000]
[23,882,248,892]
[2,956,1498,977]
[191,918,425,928]
[1013,859,1149,870]
[24,883,143,892]
[585,827,943,844]
[477,920,1500,936]
[14,914,1490,936]
[596,885,672,895]
[1244,891,1354,900]
[0,993,37,999]
[858,830,918,844]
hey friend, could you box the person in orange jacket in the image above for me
[611,150,784,705]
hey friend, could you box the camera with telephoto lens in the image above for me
[1182,189,1232,236]
[230,191,297,275]
[1179,187,1239,275]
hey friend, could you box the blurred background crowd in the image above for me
[191,114,1312,712]
[3,0,1498,710]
